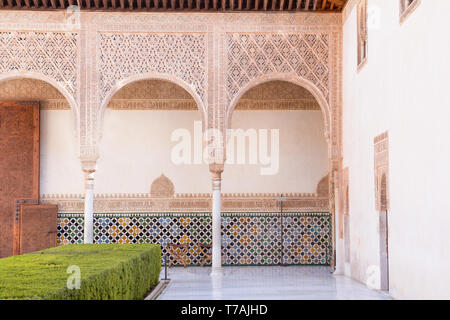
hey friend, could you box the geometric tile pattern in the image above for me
[98,33,207,104]
[227,33,330,104]
[0,31,78,96]
[57,215,84,245]
[57,212,331,266]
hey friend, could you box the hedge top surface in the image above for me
[0,244,160,300]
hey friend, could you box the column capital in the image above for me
[80,145,99,165]
[209,163,224,180]
[81,159,96,190]
[81,159,97,175]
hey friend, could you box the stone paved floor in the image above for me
[157,266,391,300]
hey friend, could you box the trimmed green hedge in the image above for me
[0,244,161,300]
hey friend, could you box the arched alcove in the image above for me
[95,78,210,195]
[223,80,329,194]
[97,72,207,141]
[0,77,83,195]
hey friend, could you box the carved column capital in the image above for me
[80,158,97,190]
[80,145,99,162]
[209,163,224,180]
[81,160,97,174]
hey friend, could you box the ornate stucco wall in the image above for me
[0,10,342,212]
[0,11,341,159]
[0,9,341,271]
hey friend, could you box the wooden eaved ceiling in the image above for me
[0,0,347,11]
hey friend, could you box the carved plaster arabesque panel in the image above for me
[237,80,320,110]
[0,78,70,110]
[150,174,175,198]
[105,79,320,111]
[223,29,340,163]
[316,174,330,197]
[0,11,342,155]
[0,31,78,98]
[374,132,390,211]
[41,173,330,213]
[98,32,207,107]
[40,193,329,214]
[226,33,330,105]
[0,11,342,206]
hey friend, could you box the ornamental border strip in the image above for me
[57,211,331,217]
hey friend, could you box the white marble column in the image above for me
[333,171,345,275]
[209,163,224,276]
[334,213,345,274]
[82,168,95,244]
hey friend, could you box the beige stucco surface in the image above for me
[92,108,327,195]
[40,110,84,195]
[96,109,210,194]
[223,110,328,194]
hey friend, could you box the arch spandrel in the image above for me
[96,32,207,111]
[223,31,337,151]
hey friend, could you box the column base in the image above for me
[210,267,223,277]
[334,266,344,275]
[344,262,351,276]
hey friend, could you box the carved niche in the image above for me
[150,174,175,198]
[316,174,330,197]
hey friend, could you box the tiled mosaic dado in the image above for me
[57,212,331,266]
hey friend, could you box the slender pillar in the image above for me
[334,198,345,274]
[209,163,224,276]
[333,170,345,274]
[83,168,95,244]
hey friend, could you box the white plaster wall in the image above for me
[343,0,450,299]
[40,110,84,194]
[96,110,211,194]
[222,110,328,194]
[96,109,327,195]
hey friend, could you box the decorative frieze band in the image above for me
[236,99,320,110]
[36,98,319,111]
[107,99,197,110]
[40,99,71,110]
[105,98,320,111]
[41,193,329,213]
[58,211,329,218]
